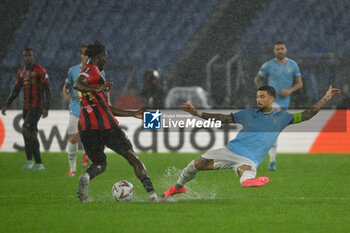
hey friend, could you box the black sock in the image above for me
[141,177,155,193]
[31,136,42,164]
[86,160,106,180]
[23,135,33,161]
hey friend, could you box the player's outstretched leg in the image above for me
[77,159,107,202]
[121,150,158,201]
[163,157,213,198]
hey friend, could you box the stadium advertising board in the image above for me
[0,110,348,153]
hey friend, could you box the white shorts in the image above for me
[201,147,256,177]
[67,114,79,135]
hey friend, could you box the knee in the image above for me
[194,158,214,170]
[22,127,32,139]
[237,165,253,177]
[69,134,79,144]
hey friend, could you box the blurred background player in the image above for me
[74,41,158,202]
[163,85,340,198]
[63,44,106,177]
[254,42,303,171]
[140,69,165,108]
[1,48,51,170]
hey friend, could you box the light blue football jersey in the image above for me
[226,108,294,167]
[65,64,106,116]
[258,58,301,109]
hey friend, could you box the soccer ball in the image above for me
[112,180,134,201]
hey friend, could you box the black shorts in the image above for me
[22,107,42,131]
[80,126,133,163]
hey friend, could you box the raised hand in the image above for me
[324,85,341,101]
[181,103,197,115]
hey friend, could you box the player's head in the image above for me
[22,48,35,67]
[85,40,107,70]
[273,41,287,60]
[79,43,89,65]
[256,86,276,111]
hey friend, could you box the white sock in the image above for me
[81,144,86,156]
[176,160,198,187]
[269,142,277,163]
[81,172,90,180]
[148,191,158,199]
[68,141,77,171]
[240,171,256,183]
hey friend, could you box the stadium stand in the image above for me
[236,0,350,55]
[170,0,350,107]
[1,0,220,108]
[231,0,350,107]
[1,0,349,109]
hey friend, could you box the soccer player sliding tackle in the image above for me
[163,85,340,197]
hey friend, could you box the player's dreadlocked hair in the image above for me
[84,40,106,58]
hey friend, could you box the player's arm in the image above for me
[1,84,22,116]
[63,79,71,104]
[37,70,51,118]
[63,83,70,96]
[108,105,144,119]
[41,82,51,118]
[255,63,267,88]
[106,91,111,105]
[290,85,340,124]
[74,76,112,93]
[181,103,234,124]
[280,76,303,96]
[254,75,263,88]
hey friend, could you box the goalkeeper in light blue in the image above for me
[163,85,340,197]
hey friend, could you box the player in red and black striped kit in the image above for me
[74,41,158,202]
[1,48,51,170]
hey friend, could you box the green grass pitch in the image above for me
[1,152,350,233]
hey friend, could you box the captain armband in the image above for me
[293,113,302,124]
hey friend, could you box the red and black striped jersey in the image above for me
[15,64,50,110]
[78,64,119,131]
